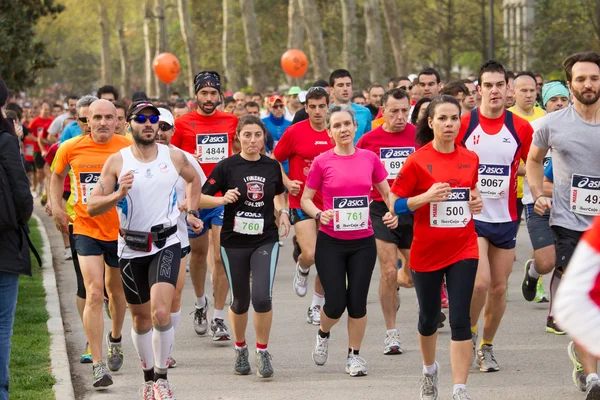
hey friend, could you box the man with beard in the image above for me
[172,71,238,342]
[527,51,600,397]
[88,101,203,399]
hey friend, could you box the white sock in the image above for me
[131,327,154,370]
[298,263,310,274]
[170,309,181,329]
[213,308,225,321]
[311,292,325,308]
[386,329,398,335]
[528,260,540,279]
[453,384,467,394]
[195,295,207,309]
[587,373,599,384]
[423,362,437,375]
[152,324,174,370]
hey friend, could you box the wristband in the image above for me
[315,211,322,221]
[393,197,414,215]
[187,210,199,218]
[279,209,289,216]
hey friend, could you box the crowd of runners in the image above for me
[2,50,600,400]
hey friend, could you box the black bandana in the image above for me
[194,71,221,94]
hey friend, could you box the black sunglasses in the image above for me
[77,117,88,124]
[159,123,173,131]
[398,85,413,91]
[132,115,159,124]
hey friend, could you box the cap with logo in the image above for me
[268,95,284,105]
[127,101,160,121]
[158,108,175,126]
[288,86,302,96]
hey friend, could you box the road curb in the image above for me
[33,213,75,400]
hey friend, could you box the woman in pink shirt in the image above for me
[301,105,398,377]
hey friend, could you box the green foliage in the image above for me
[0,0,64,91]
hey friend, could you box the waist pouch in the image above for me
[120,225,177,252]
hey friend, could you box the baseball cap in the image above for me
[268,95,284,105]
[298,90,308,104]
[288,86,302,96]
[158,108,174,126]
[127,101,160,121]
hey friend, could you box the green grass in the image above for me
[9,218,56,400]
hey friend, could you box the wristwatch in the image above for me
[315,211,322,221]
[187,210,199,218]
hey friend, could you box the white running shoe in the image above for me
[293,263,309,297]
[345,353,367,377]
[383,330,403,355]
[307,305,321,325]
[312,333,330,366]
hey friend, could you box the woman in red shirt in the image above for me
[390,95,482,400]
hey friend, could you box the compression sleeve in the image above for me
[393,197,414,215]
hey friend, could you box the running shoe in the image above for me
[234,346,251,375]
[471,332,477,366]
[534,279,549,303]
[80,341,92,364]
[106,332,124,371]
[419,361,439,400]
[293,263,309,297]
[478,344,500,372]
[312,333,330,366]
[92,361,113,388]
[307,305,321,325]
[210,318,231,341]
[521,259,537,302]
[139,381,154,400]
[546,316,566,335]
[64,248,72,261]
[192,302,209,335]
[438,311,446,329]
[104,298,111,320]
[166,356,177,369]
[441,283,449,308]
[452,387,473,400]
[153,378,176,400]
[345,354,367,377]
[256,350,274,378]
[292,235,301,263]
[586,376,600,399]
[568,341,586,391]
[383,330,403,355]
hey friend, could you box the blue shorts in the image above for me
[187,206,224,239]
[72,234,119,268]
[289,208,312,225]
[474,220,519,250]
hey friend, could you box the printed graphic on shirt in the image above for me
[244,175,266,207]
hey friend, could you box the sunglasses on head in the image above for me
[399,85,413,91]
[159,123,173,131]
[132,114,159,124]
[308,86,327,94]
[77,117,88,124]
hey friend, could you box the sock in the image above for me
[213,309,225,321]
[154,369,167,382]
[347,348,359,355]
[235,341,247,349]
[453,384,467,394]
[109,331,121,343]
[386,329,398,335]
[528,260,541,279]
[311,292,325,308]
[470,325,478,335]
[548,269,562,316]
[318,329,330,339]
[480,339,493,348]
[170,309,181,330]
[131,327,154,371]
[299,265,310,274]
[152,323,174,371]
[423,362,437,375]
[143,368,154,383]
[587,373,599,384]
[256,343,268,352]
[195,295,207,309]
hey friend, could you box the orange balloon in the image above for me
[281,49,308,78]
[153,52,180,84]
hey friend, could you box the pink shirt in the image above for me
[306,148,388,240]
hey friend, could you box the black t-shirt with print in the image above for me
[202,153,284,248]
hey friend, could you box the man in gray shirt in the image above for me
[527,51,600,398]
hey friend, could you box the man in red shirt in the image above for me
[356,88,417,355]
[28,101,54,201]
[273,87,333,324]
[172,71,238,341]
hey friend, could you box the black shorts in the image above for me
[24,161,34,173]
[68,225,85,299]
[289,207,313,225]
[516,197,524,225]
[62,191,71,201]
[552,226,584,269]
[370,200,413,249]
[33,152,45,169]
[474,220,519,250]
[119,243,182,305]
[72,234,119,268]
[181,245,191,258]
[525,204,554,250]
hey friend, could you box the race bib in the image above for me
[196,133,228,164]
[430,188,472,227]
[333,196,369,231]
[570,174,600,216]
[233,212,264,235]
[79,172,100,205]
[24,144,34,157]
[380,147,415,179]
[477,164,510,199]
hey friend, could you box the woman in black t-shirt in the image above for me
[202,115,290,378]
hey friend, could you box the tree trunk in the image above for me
[239,0,268,93]
[154,0,167,99]
[363,0,384,85]
[115,2,130,98]
[481,0,487,62]
[98,2,112,84]
[143,1,155,97]
[298,0,329,80]
[381,0,408,76]
[444,0,454,80]
[287,0,305,86]
[340,0,357,73]
[223,0,239,91]
[177,0,197,99]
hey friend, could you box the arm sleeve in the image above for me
[305,156,323,191]
[0,133,33,224]
[390,157,417,198]
[201,160,225,196]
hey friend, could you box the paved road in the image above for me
[39,208,585,400]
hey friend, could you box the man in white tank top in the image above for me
[87,101,203,399]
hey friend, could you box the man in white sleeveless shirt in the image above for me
[88,101,203,400]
